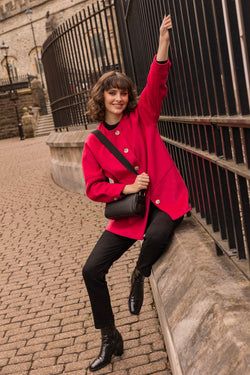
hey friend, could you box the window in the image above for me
[30,47,44,76]
[2,57,18,81]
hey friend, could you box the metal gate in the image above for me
[42,0,123,130]
[115,0,250,277]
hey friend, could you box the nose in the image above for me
[115,92,122,101]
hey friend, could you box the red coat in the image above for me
[82,57,191,240]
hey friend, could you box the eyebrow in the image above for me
[107,88,128,92]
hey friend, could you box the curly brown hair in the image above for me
[87,70,138,122]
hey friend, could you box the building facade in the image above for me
[0,0,95,83]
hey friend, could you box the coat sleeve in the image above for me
[137,56,171,124]
[82,141,126,203]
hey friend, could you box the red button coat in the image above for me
[82,57,191,240]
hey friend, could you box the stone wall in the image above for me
[0,89,33,139]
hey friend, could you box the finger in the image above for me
[139,182,149,188]
[138,181,149,185]
[163,15,172,29]
[137,175,148,182]
[162,15,170,22]
[141,173,150,180]
[138,176,150,183]
[164,21,172,30]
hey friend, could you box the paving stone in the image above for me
[0,136,171,374]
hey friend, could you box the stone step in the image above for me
[35,113,55,137]
[38,116,53,124]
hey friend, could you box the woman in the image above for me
[82,15,190,372]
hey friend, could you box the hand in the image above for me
[133,172,150,191]
[159,15,172,43]
[157,15,172,61]
[122,173,150,195]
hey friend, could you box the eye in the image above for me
[121,91,128,96]
[108,90,116,95]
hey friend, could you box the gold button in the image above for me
[115,130,120,135]
[134,166,139,171]
[114,197,118,201]
[155,199,160,204]
[124,148,129,153]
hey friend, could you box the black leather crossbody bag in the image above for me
[92,130,146,220]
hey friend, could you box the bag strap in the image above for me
[92,129,138,175]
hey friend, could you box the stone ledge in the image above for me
[150,215,250,375]
[46,129,93,148]
[46,129,96,193]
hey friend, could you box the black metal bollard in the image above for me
[18,121,25,140]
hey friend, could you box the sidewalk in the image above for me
[0,136,171,375]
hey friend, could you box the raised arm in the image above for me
[137,15,172,123]
[157,15,172,61]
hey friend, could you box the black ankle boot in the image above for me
[129,268,145,315]
[89,325,123,372]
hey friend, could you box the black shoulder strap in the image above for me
[92,129,138,175]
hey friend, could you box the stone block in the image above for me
[46,129,94,194]
[150,217,250,375]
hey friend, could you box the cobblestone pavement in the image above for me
[0,136,171,375]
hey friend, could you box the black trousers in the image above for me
[82,202,183,329]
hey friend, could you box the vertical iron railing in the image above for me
[0,74,37,92]
[115,0,250,278]
[42,0,122,130]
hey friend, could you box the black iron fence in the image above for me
[115,0,250,277]
[42,0,122,130]
[0,74,37,93]
[41,0,250,277]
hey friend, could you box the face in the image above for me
[104,88,129,123]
